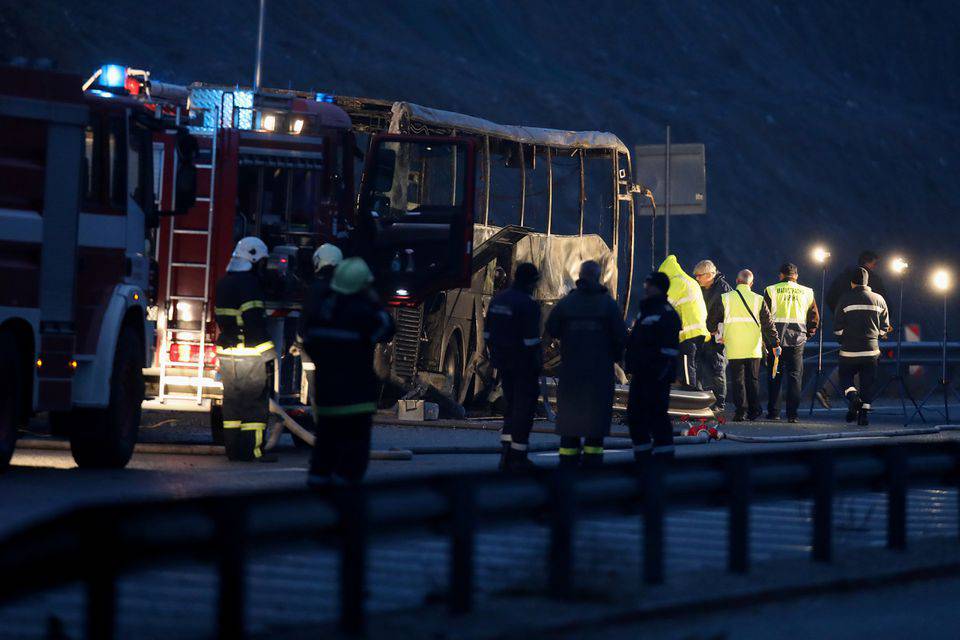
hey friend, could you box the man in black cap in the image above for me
[484,262,543,471]
[625,271,681,462]
[833,267,892,425]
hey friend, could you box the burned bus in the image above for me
[343,100,638,406]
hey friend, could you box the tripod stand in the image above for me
[907,290,960,424]
[807,261,829,417]
[871,275,922,422]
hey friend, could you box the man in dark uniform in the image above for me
[302,257,394,485]
[545,260,626,468]
[214,237,277,462]
[484,262,542,472]
[625,272,681,462]
[833,267,892,426]
[693,260,732,412]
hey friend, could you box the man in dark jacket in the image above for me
[626,272,681,461]
[545,261,627,468]
[819,250,887,408]
[693,259,732,411]
[215,237,277,462]
[484,262,542,472]
[302,257,394,485]
[833,267,892,426]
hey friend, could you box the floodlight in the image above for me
[291,118,304,134]
[261,114,276,132]
[932,269,951,292]
[811,246,830,264]
[890,257,908,275]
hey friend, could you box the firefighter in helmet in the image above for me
[214,237,277,461]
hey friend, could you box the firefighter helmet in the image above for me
[330,257,374,295]
[312,243,343,272]
[227,237,269,272]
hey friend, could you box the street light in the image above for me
[807,245,830,416]
[874,257,921,421]
[909,267,959,424]
[890,257,908,275]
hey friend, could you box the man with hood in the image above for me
[294,243,344,407]
[302,257,394,485]
[545,261,627,468]
[484,262,543,472]
[658,255,710,389]
[626,272,681,461]
[694,259,732,411]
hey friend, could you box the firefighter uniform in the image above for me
[833,268,891,425]
[214,238,276,461]
[626,272,681,460]
[484,263,542,471]
[658,255,710,388]
[764,264,819,422]
[714,276,779,421]
[302,257,394,484]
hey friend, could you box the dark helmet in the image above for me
[513,262,540,289]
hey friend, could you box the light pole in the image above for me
[872,258,923,422]
[908,268,960,424]
[807,246,830,416]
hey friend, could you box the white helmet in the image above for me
[312,243,343,272]
[227,237,269,272]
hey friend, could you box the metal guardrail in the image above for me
[1,442,960,639]
[803,340,960,366]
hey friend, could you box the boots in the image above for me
[498,442,511,471]
[504,446,537,472]
[857,403,870,426]
[845,392,861,423]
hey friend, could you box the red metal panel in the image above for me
[0,241,40,307]
[75,247,125,354]
[209,129,240,316]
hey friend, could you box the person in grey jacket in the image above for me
[693,260,732,411]
[834,267,892,426]
[545,261,627,468]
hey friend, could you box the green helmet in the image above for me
[330,257,374,295]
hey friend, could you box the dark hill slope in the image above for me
[2,0,958,321]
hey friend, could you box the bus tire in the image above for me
[210,401,224,445]
[443,336,464,404]
[0,330,23,473]
[69,326,144,469]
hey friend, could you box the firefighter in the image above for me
[214,237,277,462]
[764,263,820,422]
[693,259,732,411]
[833,267,892,425]
[484,262,542,472]
[293,243,344,405]
[545,260,626,469]
[626,272,681,461]
[710,269,780,421]
[658,255,709,389]
[302,257,394,485]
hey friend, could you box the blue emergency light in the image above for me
[100,64,126,88]
[315,92,335,103]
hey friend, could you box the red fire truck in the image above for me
[0,65,198,470]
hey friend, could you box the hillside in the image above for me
[2,0,958,323]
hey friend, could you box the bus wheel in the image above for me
[70,327,144,469]
[443,338,463,404]
[0,331,22,472]
[210,401,224,445]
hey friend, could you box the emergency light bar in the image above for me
[101,64,126,88]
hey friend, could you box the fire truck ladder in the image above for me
[158,110,219,405]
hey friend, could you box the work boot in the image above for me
[787,416,800,424]
[498,442,511,471]
[845,393,861,423]
[765,412,780,421]
[505,447,537,472]
[732,411,746,423]
[747,409,763,421]
[857,404,870,426]
[815,389,832,409]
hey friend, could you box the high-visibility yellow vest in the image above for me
[764,280,815,328]
[721,284,764,360]
[658,255,710,343]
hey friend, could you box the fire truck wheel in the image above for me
[69,327,144,469]
[210,402,224,445]
[443,337,464,404]
[0,330,22,473]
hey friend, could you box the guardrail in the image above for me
[2,441,959,639]
[803,340,960,366]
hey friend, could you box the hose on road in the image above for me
[722,424,960,444]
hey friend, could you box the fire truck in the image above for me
[0,65,198,470]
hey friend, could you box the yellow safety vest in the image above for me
[721,285,764,360]
[659,255,710,343]
[764,280,815,328]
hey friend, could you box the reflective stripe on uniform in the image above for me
[314,402,377,416]
[216,341,275,356]
[842,304,884,313]
[215,307,244,327]
[510,442,529,452]
[558,447,580,457]
[500,433,512,443]
[238,300,265,313]
[839,349,880,357]
[241,422,266,458]
[223,420,242,429]
[582,445,603,455]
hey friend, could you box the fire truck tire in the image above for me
[69,326,144,469]
[210,401,225,445]
[0,330,23,473]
